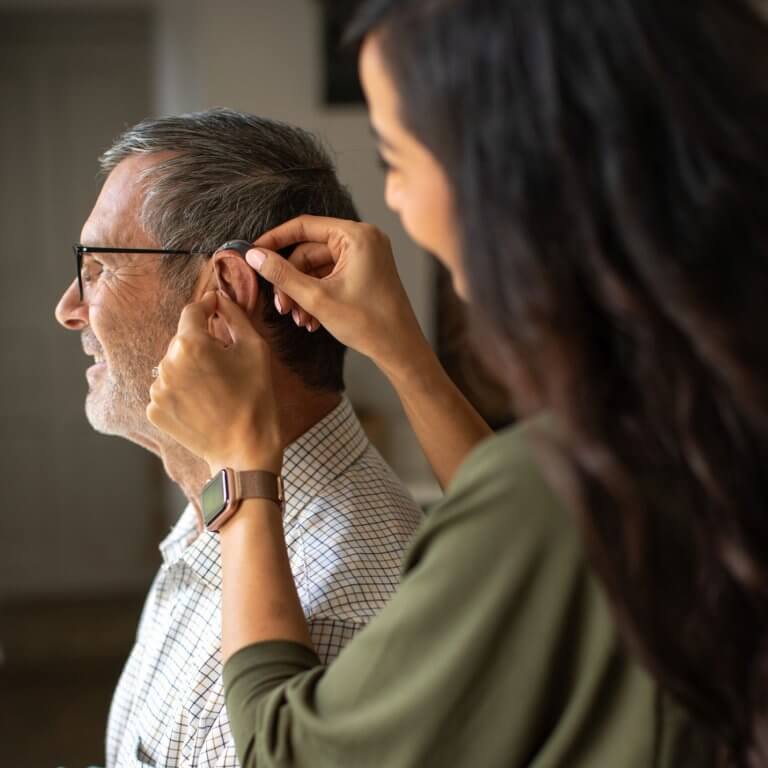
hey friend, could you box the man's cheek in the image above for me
[88,304,110,342]
[88,305,124,368]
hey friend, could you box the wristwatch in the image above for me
[201,468,284,532]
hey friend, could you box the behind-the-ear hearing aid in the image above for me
[214,240,253,258]
[212,240,253,298]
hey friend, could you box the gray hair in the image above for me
[100,108,358,391]
[101,108,354,269]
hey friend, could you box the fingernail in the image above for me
[292,309,300,325]
[246,248,266,270]
[274,294,283,313]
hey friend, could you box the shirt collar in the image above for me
[159,504,199,566]
[159,395,369,588]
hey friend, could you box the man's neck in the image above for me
[155,371,342,509]
[278,388,343,448]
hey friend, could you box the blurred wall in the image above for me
[0,5,162,600]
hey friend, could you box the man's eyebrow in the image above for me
[79,235,106,247]
[78,244,123,262]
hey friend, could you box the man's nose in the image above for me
[55,279,88,330]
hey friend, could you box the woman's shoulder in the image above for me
[453,413,555,486]
[437,415,567,530]
[407,414,579,568]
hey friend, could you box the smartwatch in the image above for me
[201,468,284,532]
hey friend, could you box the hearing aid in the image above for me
[212,239,254,298]
[214,239,253,258]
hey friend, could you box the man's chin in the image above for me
[84,407,125,437]
[85,394,138,438]
[85,397,165,457]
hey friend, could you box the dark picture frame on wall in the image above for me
[322,0,366,106]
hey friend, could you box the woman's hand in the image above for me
[247,216,490,489]
[248,216,430,380]
[147,291,283,475]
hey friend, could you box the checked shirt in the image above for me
[106,397,422,767]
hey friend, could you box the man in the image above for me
[54,109,422,768]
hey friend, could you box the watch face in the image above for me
[201,470,230,526]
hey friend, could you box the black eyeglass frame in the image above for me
[73,244,212,300]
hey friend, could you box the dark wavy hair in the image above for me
[349,0,768,764]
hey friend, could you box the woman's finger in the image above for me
[214,290,262,344]
[273,243,335,316]
[293,306,312,329]
[287,241,335,274]
[146,379,173,432]
[282,246,327,331]
[246,247,322,315]
[254,214,354,252]
[178,291,219,336]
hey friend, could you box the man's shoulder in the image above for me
[287,441,422,624]
[293,438,422,529]
[291,446,420,556]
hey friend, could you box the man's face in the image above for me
[55,154,198,441]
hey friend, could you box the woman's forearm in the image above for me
[379,333,492,489]
[219,499,313,662]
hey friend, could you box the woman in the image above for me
[148,0,768,765]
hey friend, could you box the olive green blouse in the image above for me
[223,419,712,767]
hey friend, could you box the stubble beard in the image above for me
[84,284,191,441]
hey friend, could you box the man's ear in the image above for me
[211,251,260,316]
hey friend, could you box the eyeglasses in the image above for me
[73,244,211,300]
